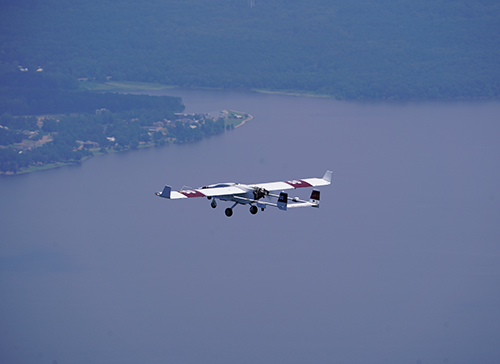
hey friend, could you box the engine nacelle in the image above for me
[253,187,269,200]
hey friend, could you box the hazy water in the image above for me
[1,89,500,364]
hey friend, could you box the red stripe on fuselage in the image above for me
[285,180,312,188]
[180,190,206,198]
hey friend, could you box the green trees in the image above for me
[0,70,187,173]
[0,127,23,146]
[0,86,184,117]
[1,0,498,99]
[0,71,232,173]
[0,112,228,173]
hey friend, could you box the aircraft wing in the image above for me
[251,170,332,191]
[156,185,247,199]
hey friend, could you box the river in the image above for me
[1,89,500,364]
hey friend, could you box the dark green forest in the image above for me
[1,0,499,99]
[0,70,183,116]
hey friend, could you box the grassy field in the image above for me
[222,110,252,128]
[79,80,177,92]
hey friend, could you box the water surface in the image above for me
[1,89,500,364]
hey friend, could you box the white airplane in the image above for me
[155,170,332,217]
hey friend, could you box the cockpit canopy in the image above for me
[201,183,236,189]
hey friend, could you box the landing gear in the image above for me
[211,199,217,208]
[224,202,238,217]
[249,205,258,215]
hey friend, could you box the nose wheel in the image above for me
[225,208,233,217]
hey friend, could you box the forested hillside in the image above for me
[1,0,499,99]
[0,71,191,173]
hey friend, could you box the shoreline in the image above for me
[234,114,253,129]
[1,111,253,176]
[235,113,253,128]
[82,80,333,99]
[81,81,500,102]
[221,110,253,129]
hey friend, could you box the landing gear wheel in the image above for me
[249,205,258,215]
[225,208,233,217]
[211,199,217,208]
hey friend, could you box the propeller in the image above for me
[253,187,269,200]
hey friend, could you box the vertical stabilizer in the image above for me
[309,189,320,207]
[277,192,288,211]
[322,170,332,184]
[156,185,172,198]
